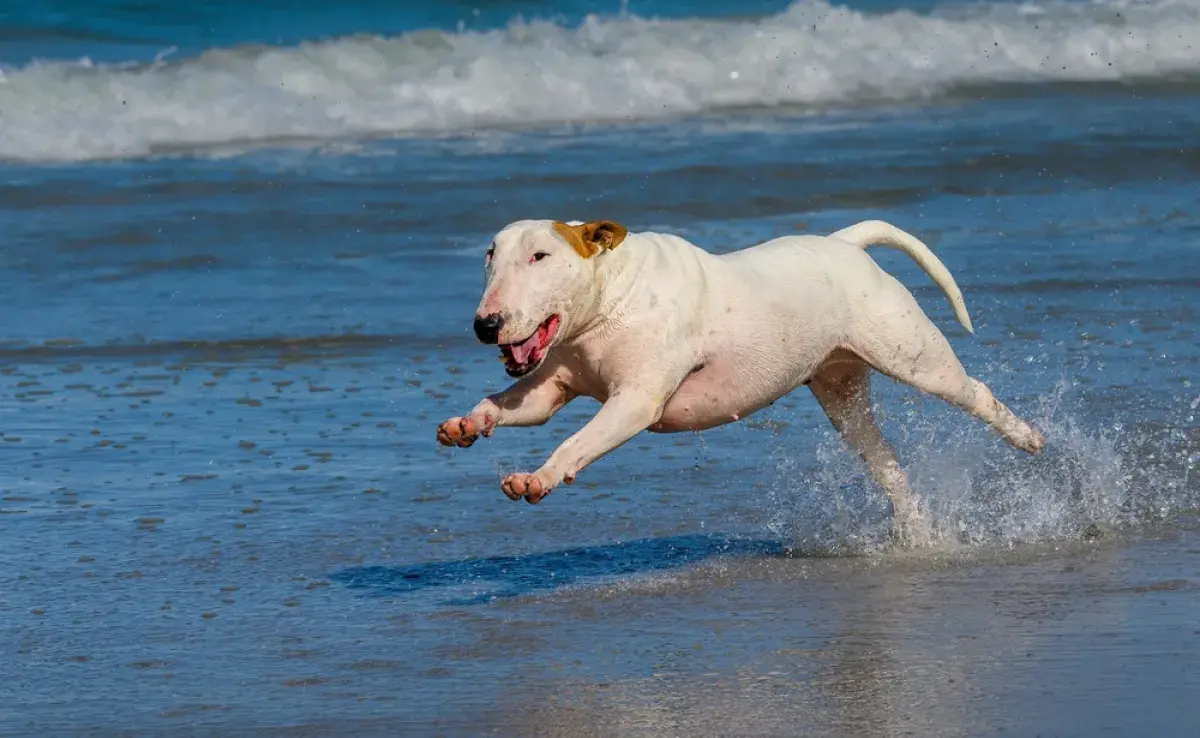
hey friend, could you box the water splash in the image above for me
[767,378,1198,555]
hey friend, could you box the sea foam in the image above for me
[3,0,1200,162]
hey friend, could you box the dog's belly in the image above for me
[651,356,810,433]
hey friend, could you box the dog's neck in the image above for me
[563,232,646,346]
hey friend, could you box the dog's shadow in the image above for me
[330,532,785,606]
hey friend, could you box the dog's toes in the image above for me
[500,475,523,501]
[437,417,481,448]
[501,473,546,503]
[524,479,548,504]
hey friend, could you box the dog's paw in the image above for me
[1025,426,1047,454]
[437,416,484,448]
[501,473,548,504]
[888,496,933,550]
[889,514,934,550]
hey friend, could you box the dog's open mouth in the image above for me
[499,315,560,377]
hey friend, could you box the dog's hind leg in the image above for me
[848,283,1045,454]
[809,351,931,548]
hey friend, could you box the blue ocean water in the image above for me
[1,0,1198,734]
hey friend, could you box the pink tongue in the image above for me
[509,331,541,365]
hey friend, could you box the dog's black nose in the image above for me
[473,313,504,344]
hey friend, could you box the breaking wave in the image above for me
[3,0,1200,162]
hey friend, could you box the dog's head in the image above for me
[473,218,627,378]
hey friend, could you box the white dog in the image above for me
[437,219,1045,546]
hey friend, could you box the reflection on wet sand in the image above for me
[488,536,1195,737]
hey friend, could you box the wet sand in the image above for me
[465,528,1200,737]
[1,338,1195,735]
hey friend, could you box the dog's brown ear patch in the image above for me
[552,221,593,258]
[580,221,628,251]
[552,220,628,258]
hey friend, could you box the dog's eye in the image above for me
[531,252,549,263]
[485,247,494,265]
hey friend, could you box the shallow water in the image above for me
[1,0,1199,734]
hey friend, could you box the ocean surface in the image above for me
[1,0,1198,734]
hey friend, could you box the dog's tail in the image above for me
[829,219,974,334]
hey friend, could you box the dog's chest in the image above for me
[549,342,619,402]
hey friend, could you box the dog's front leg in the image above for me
[437,365,575,448]
[501,390,663,504]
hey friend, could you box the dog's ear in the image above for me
[579,221,627,252]
[553,220,628,258]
